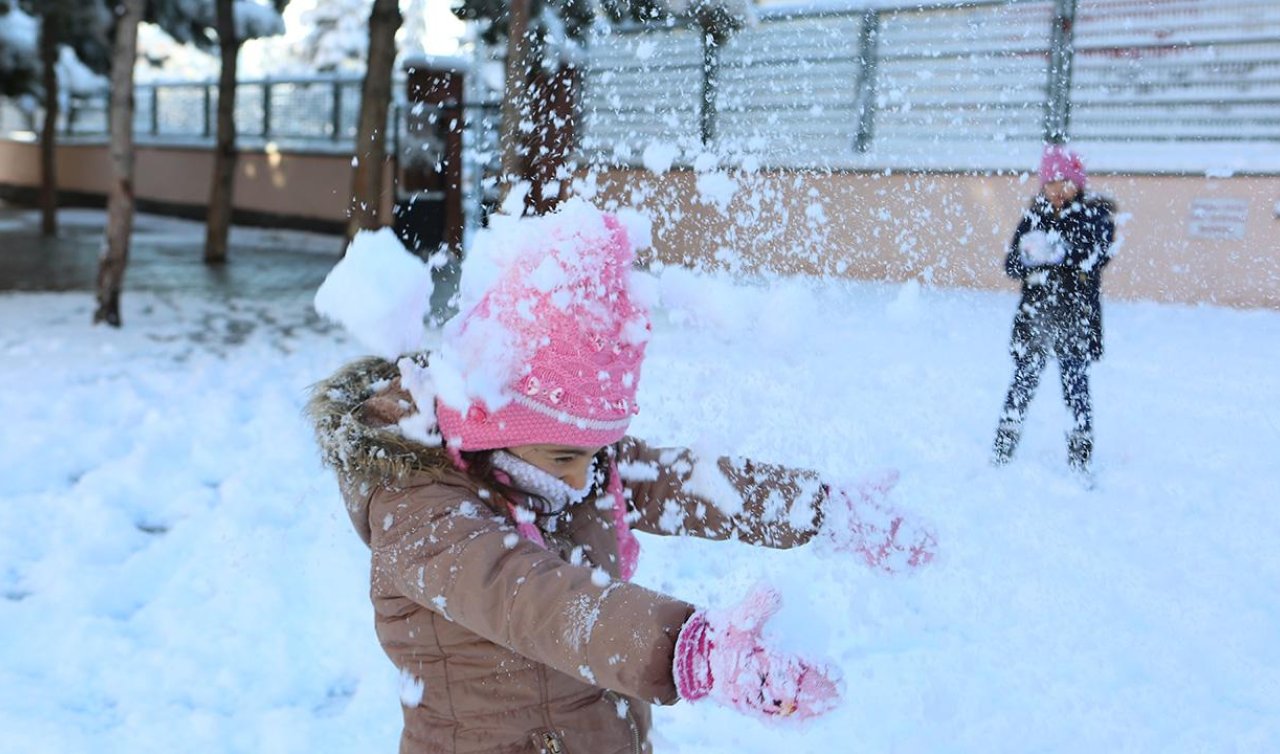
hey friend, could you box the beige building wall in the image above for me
[0,140,391,226]
[589,169,1280,310]
[4,139,1277,309]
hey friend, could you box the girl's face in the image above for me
[508,444,604,490]
[1043,179,1079,209]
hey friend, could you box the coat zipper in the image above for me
[602,691,642,754]
[539,730,565,754]
[539,515,638,753]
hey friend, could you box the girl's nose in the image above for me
[563,470,587,490]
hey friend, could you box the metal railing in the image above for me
[0,96,36,134]
[52,76,373,149]
[0,73,505,245]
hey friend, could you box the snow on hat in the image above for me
[1039,144,1087,189]
[432,198,652,451]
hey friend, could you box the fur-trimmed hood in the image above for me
[306,355,450,481]
[306,356,455,544]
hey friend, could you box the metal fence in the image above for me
[1070,0,1280,142]
[4,0,1277,173]
[52,76,372,148]
[582,0,1280,169]
[0,73,504,244]
[0,96,35,134]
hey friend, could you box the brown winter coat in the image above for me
[308,357,829,754]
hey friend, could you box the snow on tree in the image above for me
[144,0,285,47]
[0,1,112,236]
[236,0,458,77]
[135,22,218,80]
[0,2,108,99]
[275,0,373,73]
[0,4,38,96]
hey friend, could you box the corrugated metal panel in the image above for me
[1071,0,1280,142]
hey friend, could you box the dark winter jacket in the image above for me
[307,356,829,754]
[1005,193,1117,362]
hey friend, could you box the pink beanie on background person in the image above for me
[434,200,651,451]
[1039,144,1087,189]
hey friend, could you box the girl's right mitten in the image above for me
[673,585,841,723]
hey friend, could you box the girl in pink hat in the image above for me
[309,199,937,753]
[992,145,1117,479]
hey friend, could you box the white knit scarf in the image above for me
[491,450,597,514]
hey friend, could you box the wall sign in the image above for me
[1188,198,1249,240]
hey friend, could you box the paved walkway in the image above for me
[0,203,459,319]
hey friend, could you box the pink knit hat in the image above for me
[434,200,650,451]
[1039,144,1087,189]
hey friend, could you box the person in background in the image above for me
[308,200,938,753]
[992,145,1117,479]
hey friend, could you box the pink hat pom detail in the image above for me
[1039,144,1087,189]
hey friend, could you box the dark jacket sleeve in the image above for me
[1068,199,1116,273]
[613,436,826,549]
[1005,213,1035,279]
[369,481,694,704]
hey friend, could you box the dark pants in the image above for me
[1001,349,1092,435]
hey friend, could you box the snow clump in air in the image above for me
[428,197,652,417]
[313,227,435,360]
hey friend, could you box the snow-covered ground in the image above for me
[2,257,1278,752]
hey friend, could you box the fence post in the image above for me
[331,80,343,141]
[150,85,159,136]
[853,9,881,153]
[1044,0,1078,144]
[203,84,212,138]
[391,100,402,177]
[262,81,273,138]
[700,29,720,146]
[63,96,75,137]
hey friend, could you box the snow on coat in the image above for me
[306,356,829,754]
[1005,193,1117,362]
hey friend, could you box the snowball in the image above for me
[313,228,434,360]
[696,172,738,212]
[591,568,610,588]
[396,356,441,443]
[686,448,745,517]
[615,208,653,251]
[642,141,680,174]
[398,669,426,707]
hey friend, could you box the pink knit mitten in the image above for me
[674,585,841,722]
[823,471,937,574]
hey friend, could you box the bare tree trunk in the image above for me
[345,0,403,242]
[524,62,577,216]
[38,0,62,238]
[498,0,531,207]
[94,0,145,327]
[205,0,238,265]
